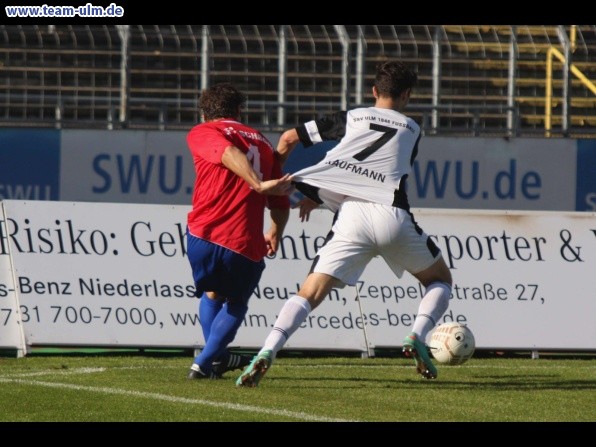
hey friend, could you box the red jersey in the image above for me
[186,119,290,262]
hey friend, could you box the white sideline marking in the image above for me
[1,367,106,378]
[0,374,358,422]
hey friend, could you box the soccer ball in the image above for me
[428,322,475,365]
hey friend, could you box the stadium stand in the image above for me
[0,25,594,136]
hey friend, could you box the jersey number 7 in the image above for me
[353,123,397,161]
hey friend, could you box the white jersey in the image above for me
[292,107,421,211]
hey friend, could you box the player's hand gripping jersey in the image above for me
[293,107,421,212]
[187,119,289,261]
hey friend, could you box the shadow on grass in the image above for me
[0,348,194,358]
[2,347,595,362]
[265,375,596,391]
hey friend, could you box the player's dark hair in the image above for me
[199,82,247,121]
[374,61,418,99]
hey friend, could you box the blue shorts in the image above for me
[186,232,265,305]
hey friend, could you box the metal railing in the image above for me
[544,26,596,136]
[0,25,594,136]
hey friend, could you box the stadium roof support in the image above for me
[507,26,518,138]
[334,25,350,111]
[277,25,287,127]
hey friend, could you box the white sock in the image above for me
[412,282,451,342]
[261,295,312,358]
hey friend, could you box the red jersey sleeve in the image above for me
[266,153,291,210]
[187,125,234,164]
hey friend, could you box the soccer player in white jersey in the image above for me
[237,61,453,386]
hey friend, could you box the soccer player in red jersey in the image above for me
[185,83,292,379]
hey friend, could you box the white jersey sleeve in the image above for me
[292,107,421,210]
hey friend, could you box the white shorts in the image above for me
[312,198,442,287]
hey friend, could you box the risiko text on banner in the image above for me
[1,200,594,353]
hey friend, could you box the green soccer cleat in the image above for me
[235,350,273,387]
[402,333,438,379]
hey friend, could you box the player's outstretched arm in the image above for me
[276,128,300,167]
[258,175,293,195]
[221,145,293,195]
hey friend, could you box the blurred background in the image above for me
[0,25,594,137]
